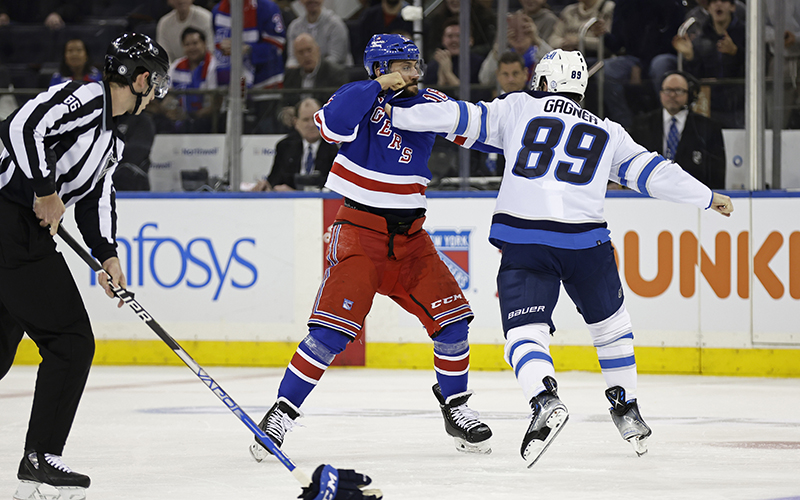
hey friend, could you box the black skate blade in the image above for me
[525,411,569,468]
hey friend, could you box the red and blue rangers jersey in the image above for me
[314,80,496,209]
[168,51,218,114]
[212,0,285,89]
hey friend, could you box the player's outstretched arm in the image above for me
[710,192,734,217]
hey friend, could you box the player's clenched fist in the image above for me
[376,71,406,91]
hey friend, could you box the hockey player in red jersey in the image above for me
[388,49,734,466]
[249,34,495,462]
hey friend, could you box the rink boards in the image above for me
[12,191,800,377]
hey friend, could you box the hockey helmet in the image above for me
[363,34,422,79]
[105,33,171,98]
[533,49,588,99]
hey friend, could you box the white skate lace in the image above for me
[266,410,297,439]
[43,454,74,474]
[451,404,482,431]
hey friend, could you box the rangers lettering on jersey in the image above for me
[314,80,498,209]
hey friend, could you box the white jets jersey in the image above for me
[392,91,714,249]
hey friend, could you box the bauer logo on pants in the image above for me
[428,229,471,289]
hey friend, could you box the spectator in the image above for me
[113,113,157,191]
[354,0,412,64]
[280,33,347,127]
[685,0,745,28]
[481,51,530,177]
[425,0,496,60]
[49,39,102,87]
[553,0,615,59]
[212,0,286,89]
[672,0,744,128]
[632,71,726,189]
[518,0,565,49]
[156,0,215,63]
[212,0,286,133]
[765,0,800,129]
[599,0,685,129]
[285,0,352,68]
[424,18,486,94]
[160,27,221,133]
[496,51,528,95]
[0,1,89,30]
[252,97,337,191]
[479,11,550,90]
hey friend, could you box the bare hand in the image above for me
[33,193,65,236]
[384,103,393,118]
[710,192,734,217]
[100,256,127,308]
[590,19,606,36]
[273,184,295,192]
[251,179,272,192]
[672,34,694,60]
[785,30,796,48]
[375,72,406,91]
[717,31,737,55]
[219,38,232,56]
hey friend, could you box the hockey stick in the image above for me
[55,225,313,487]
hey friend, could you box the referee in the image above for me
[0,33,169,498]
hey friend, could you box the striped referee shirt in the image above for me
[0,80,124,263]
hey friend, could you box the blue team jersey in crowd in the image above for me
[212,0,285,89]
[168,52,218,114]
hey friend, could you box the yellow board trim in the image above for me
[12,338,800,378]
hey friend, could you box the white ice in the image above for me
[2,366,800,500]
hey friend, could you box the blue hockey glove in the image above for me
[299,464,382,500]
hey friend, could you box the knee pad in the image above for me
[586,303,633,347]
[303,326,351,364]
[432,319,469,355]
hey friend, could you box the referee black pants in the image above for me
[0,196,95,456]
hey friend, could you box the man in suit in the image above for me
[632,71,726,189]
[253,97,338,191]
[279,33,347,128]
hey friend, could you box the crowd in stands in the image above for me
[0,0,798,190]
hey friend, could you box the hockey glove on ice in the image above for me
[300,464,382,500]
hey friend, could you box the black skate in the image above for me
[605,386,652,456]
[14,451,90,500]
[521,376,569,468]
[432,383,492,454]
[249,397,302,463]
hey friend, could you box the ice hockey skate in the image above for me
[605,386,652,456]
[521,376,569,467]
[14,451,90,500]
[432,383,492,454]
[249,397,303,462]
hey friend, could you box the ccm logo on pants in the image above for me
[431,294,462,309]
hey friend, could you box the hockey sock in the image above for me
[587,303,638,400]
[432,319,470,399]
[504,324,555,401]
[277,327,350,408]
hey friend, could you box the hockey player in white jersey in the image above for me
[388,49,734,466]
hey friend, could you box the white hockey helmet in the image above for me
[533,49,588,98]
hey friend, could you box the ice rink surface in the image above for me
[2,365,799,500]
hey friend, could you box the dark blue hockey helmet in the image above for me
[363,34,422,79]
